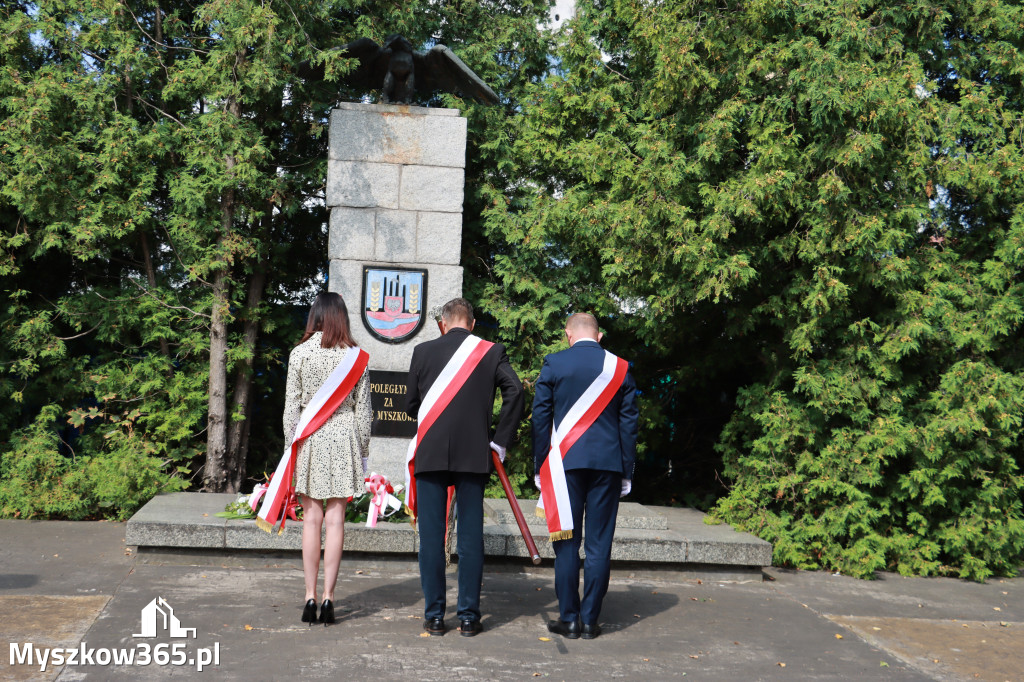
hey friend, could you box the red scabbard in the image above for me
[492,450,542,565]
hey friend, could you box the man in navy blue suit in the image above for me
[532,313,639,640]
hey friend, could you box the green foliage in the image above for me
[6,0,1020,582]
[0,1,551,515]
[485,466,534,500]
[480,0,1024,580]
[344,492,409,524]
[0,404,187,519]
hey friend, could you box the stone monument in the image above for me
[327,101,467,483]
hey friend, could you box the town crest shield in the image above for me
[361,266,428,343]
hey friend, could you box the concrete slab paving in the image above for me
[0,520,134,596]
[827,615,1023,682]
[12,563,929,681]
[0,520,133,682]
[0,596,110,682]
[2,519,1022,681]
[763,567,1024,682]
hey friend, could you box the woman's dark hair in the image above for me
[300,292,356,349]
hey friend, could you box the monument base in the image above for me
[366,436,409,485]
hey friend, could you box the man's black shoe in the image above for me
[459,618,482,637]
[424,617,447,636]
[547,619,581,639]
[581,623,601,640]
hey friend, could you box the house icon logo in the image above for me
[133,597,197,638]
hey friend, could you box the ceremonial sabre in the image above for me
[491,449,542,565]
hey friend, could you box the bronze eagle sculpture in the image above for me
[299,34,499,106]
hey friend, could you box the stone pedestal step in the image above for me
[126,493,772,575]
[485,498,669,530]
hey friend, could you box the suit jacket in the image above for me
[532,339,639,477]
[405,327,524,474]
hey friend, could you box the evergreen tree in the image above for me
[481,0,1024,579]
[0,0,550,511]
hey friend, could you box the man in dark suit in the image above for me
[533,313,639,640]
[405,298,524,637]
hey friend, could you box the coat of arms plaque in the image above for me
[361,266,428,343]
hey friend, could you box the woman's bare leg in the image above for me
[321,497,348,602]
[300,495,324,601]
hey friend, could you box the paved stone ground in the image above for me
[1,520,1021,681]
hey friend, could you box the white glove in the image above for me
[534,474,542,491]
[620,479,632,497]
[490,441,506,463]
[361,457,368,476]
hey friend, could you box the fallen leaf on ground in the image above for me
[880,662,889,667]
[538,637,551,642]
[872,627,881,631]
[993,607,1001,611]
[1000,622,1009,627]
[420,632,430,637]
[778,662,786,668]
[244,625,253,631]
[835,634,843,639]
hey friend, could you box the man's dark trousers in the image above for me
[552,469,620,626]
[416,471,487,622]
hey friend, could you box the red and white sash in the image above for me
[404,334,494,520]
[253,346,370,534]
[537,350,629,541]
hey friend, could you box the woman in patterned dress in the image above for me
[283,292,372,625]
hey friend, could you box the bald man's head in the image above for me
[565,313,601,345]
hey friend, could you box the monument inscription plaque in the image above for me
[368,369,416,438]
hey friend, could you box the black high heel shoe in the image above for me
[301,598,318,625]
[319,599,335,625]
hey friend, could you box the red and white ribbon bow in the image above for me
[364,473,404,528]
